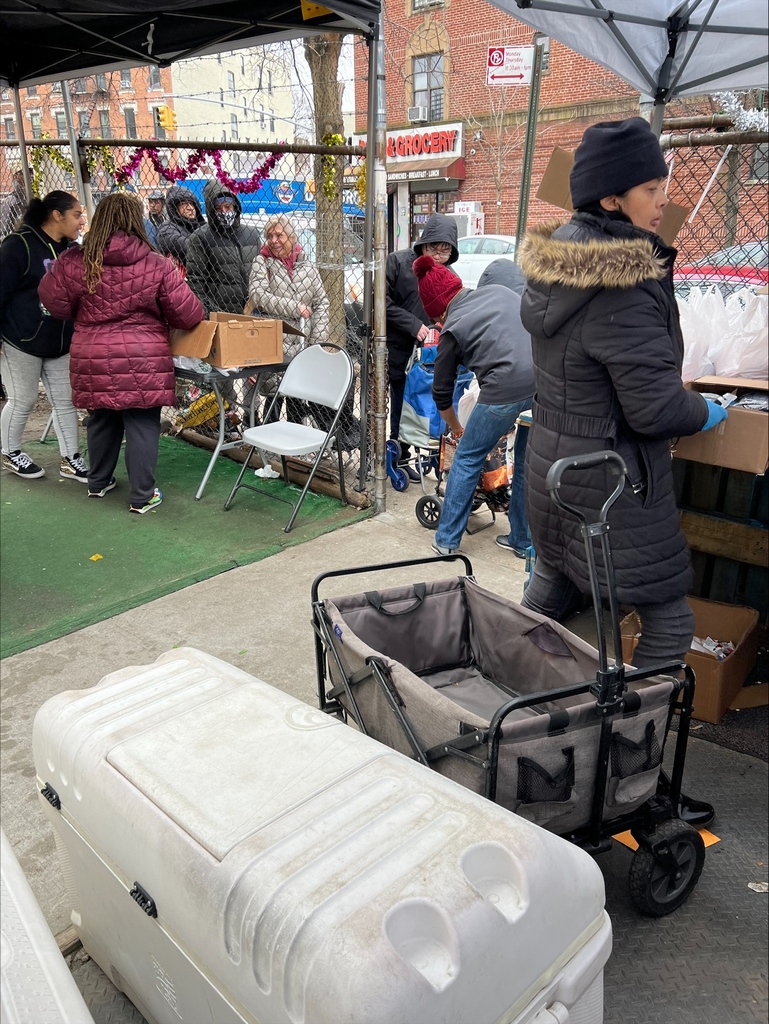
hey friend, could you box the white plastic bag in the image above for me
[677,285,721,381]
[711,290,768,379]
[457,376,479,427]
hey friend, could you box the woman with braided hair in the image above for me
[39,191,203,514]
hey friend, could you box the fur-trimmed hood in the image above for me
[519,213,675,338]
[519,218,669,291]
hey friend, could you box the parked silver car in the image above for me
[453,234,517,288]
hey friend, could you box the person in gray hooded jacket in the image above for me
[386,212,458,476]
[186,180,261,315]
[413,253,534,557]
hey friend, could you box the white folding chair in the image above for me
[223,344,354,532]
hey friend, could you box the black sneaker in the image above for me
[2,450,45,478]
[60,453,89,483]
[88,478,117,498]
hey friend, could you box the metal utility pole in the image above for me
[366,12,388,512]
[514,35,546,260]
[60,81,94,219]
[11,88,33,201]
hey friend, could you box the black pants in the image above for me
[87,407,161,506]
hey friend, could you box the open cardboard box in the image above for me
[673,376,769,475]
[621,596,760,724]
[170,312,302,369]
[536,146,689,245]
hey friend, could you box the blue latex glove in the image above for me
[701,399,729,431]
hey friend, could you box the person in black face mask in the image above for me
[186,180,261,316]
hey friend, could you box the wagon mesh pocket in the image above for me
[517,747,574,805]
[611,721,661,780]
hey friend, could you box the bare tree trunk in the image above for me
[305,34,346,347]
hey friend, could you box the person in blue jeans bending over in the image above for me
[413,253,534,557]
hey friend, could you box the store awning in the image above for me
[386,157,465,183]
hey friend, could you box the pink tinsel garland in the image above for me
[114,146,284,193]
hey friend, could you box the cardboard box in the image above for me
[170,312,301,369]
[536,146,689,246]
[621,596,760,724]
[673,376,769,475]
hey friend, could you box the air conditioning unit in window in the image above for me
[414,0,444,8]
[407,105,429,124]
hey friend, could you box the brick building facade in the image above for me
[354,1,652,249]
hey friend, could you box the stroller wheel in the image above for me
[628,819,705,917]
[416,494,443,529]
[391,468,410,492]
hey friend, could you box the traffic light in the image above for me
[156,105,177,133]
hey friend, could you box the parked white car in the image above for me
[453,234,517,288]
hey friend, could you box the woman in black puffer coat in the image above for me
[518,118,728,668]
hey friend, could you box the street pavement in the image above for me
[0,470,529,934]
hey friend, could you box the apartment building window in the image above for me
[260,109,265,129]
[269,110,275,132]
[148,65,161,90]
[51,82,62,93]
[750,142,768,181]
[120,69,132,88]
[219,88,224,108]
[74,79,86,93]
[240,55,245,74]
[78,110,91,137]
[413,53,444,120]
[29,112,41,138]
[227,71,236,95]
[124,107,137,138]
[95,73,108,91]
[98,110,112,139]
[27,85,37,97]
[1,89,10,99]
[267,70,273,95]
[3,118,15,139]
[230,113,239,140]
[153,107,166,140]
[55,112,67,136]
[413,0,444,9]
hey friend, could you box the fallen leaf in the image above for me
[89,553,104,562]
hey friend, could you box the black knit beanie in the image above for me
[570,117,669,208]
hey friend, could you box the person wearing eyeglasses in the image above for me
[386,213,459,480]
[155,186,205,277]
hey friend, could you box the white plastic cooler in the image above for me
[32,648,611,1024]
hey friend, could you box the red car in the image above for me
[676,240,768,284]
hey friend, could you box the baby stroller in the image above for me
[414,427,516,537]
[312,451,706,917]
[387,335,474,493]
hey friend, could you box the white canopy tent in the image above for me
[485,0,768,132]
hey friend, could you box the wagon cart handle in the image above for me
[545,451,629,702]
[545,451,628,525]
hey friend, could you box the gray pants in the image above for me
[87,407,161,506]
[0,345,79,457]
[522,556,695,667]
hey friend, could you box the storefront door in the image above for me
[410,190,460,245]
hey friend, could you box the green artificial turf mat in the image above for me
[0,435,368,657]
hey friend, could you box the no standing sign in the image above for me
[486,45,534,86]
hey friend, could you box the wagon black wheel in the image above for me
[416,494,443,530]
[628,819,705,917]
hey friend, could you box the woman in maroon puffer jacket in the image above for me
[39,192,204,514]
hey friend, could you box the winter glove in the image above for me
[701,399,729,431]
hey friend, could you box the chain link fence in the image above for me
[660,128,768,295]
[0,137,372,506]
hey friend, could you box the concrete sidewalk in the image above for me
[0,478,529,934]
